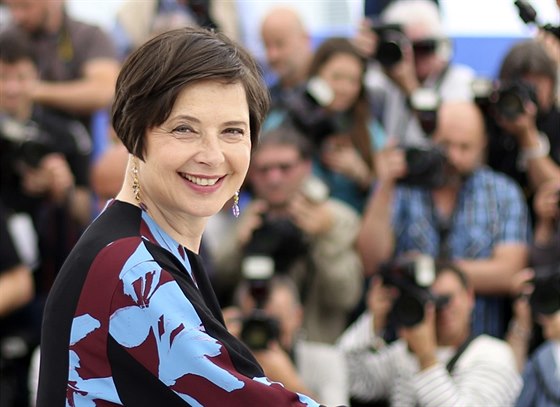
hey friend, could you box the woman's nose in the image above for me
[195,136,225,166]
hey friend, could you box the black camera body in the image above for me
[241,309,280,351]
[286,77,350,146]
[371,22,408,67]
[397,144,448,189]
[239,256,280,350]
[530,262,560,316]
[472,78,538,121]
[381,255,450,327]
[493,81,538,120]
[0,114,53,168]
[243,212,309,274]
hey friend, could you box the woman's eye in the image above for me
[224,128,245,138]
[173,125,192,134]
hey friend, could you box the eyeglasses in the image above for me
[412,39,438,56]
[252,159,302,176]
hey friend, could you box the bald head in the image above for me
[436,102,485,143]
[261,7,306,35]
[260,7,311,88]
[434,101,487,176]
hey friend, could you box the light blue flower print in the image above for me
[110,242,244,402]
[67,314,121,406]
[67,350,121,407]
[69,314,100,346]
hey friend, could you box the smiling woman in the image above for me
[36,27,327,407]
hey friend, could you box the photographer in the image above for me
[355,0,475,145]
[507,260,560,407]
[485,39,560,194]
[213,127,364,344]
[0,28,92,270]
[506,179,560,372]
[230,271,349,406]
[268,37,384,214]
[0,28,92,380]
[337,259,521,406]
[357,101,530,338]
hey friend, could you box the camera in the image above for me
[494,81,538,121]
[397,144,448,189]
[0,114,53,168]
[514,0,560,40]
[472,78,538,121]
[243,211,309,274]
[243,177,327,273]
[286,77,350,146]
[529,262,560,316]
[239,256,280,350]
[381,255,450,327]
[371,22,408,67]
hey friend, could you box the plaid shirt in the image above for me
[391,166,530,337]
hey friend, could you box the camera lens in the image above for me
[376,40,403,67]
[496,91,525,120]
[393,293,425,327]
[241,311,280,350]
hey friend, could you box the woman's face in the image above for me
[139,80,251,220]
[317,52,363,112]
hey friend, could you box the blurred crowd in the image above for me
[0,0,559,406]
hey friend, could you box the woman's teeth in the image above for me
[182,174,219,186]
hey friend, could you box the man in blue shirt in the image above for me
[357,101,530,338]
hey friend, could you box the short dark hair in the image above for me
[306,37,374,168]
[257,126,314,160]
[0,29,36,65]
[112,27,270,159]
[435,261,470,289]
[499,40,556,85]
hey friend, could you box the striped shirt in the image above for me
[338,313,522,406]
[391,167,530,337]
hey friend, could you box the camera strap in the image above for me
[432,204,453,261]
[446,333,477,374]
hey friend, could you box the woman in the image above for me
[278,37,385,213]
[36,27,324,407]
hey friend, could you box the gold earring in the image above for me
[132,158,147,211]
[232,190,240,218]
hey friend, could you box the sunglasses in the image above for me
[412,39,438,55]
[252,160,302,176]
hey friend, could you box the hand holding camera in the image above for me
[398,303,438,370]
[366,277,397,335]
[370,22,422,96]
[20,153,75,203]
[287,191,333,237]
[375,140,447,189]
[495,97,540,147]
[374,141,408,185]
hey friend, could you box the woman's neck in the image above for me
[117,159,205,253]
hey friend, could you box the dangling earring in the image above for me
[232,190,240,218]
[132,158,147,211]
